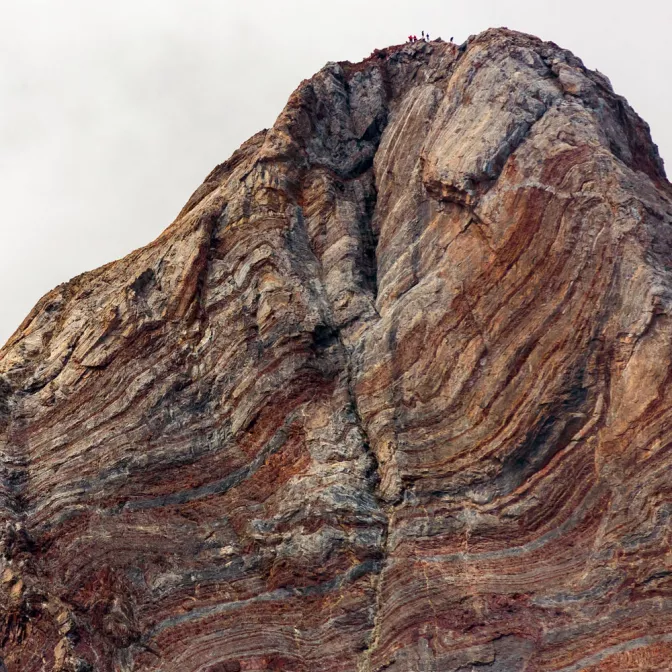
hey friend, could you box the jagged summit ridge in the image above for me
[1,28,671,672]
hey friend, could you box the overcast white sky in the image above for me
[1,0,670,345]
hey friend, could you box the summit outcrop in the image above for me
[1,28,671,671]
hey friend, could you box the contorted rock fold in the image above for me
[1,28,671,672]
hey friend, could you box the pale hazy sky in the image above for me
[1,0,670,345]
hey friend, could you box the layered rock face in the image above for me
[1,28,672,671]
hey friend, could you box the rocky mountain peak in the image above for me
[1,28,671,672]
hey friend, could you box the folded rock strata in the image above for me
[1,27,671,671]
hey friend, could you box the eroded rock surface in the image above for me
[1,28,671,671]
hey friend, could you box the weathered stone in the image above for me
[0,27,671,671]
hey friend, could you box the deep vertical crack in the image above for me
[337,331,391,672]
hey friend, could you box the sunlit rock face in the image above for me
[1,27,672,672]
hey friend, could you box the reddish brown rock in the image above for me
[1,28,671,671]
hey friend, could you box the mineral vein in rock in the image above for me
[1,28,671,672]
